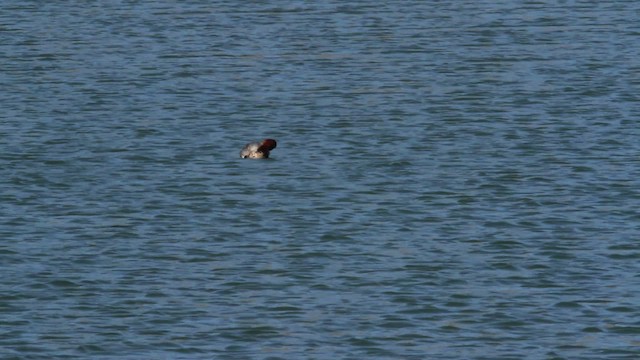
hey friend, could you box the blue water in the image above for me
[2,1,640,359]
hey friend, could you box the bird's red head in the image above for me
[259,139,277,151]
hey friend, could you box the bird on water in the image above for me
[240,138,277,159]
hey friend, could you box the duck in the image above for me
[240,138,277,159]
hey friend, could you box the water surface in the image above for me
[1,1,639,359]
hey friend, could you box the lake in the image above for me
[1,1,639,359]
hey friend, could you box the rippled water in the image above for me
[2,1,640,359]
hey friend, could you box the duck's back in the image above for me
[240,142,262,158]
